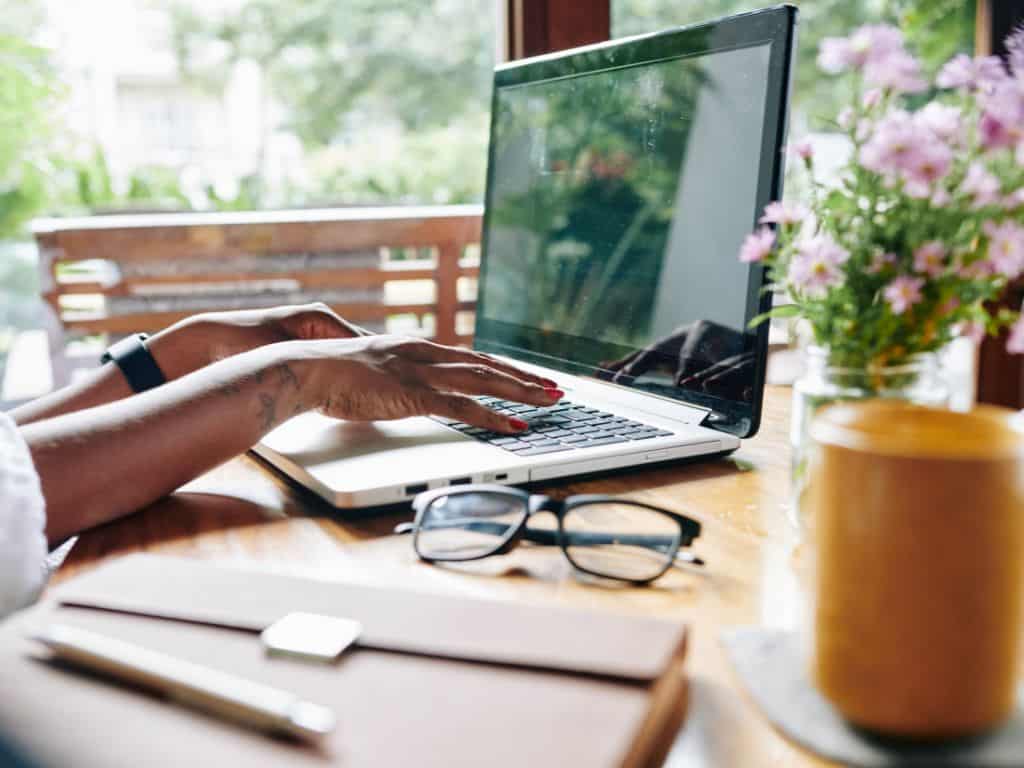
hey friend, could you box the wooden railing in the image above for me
[32,205,483,347]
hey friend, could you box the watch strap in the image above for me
[100,333,167,393]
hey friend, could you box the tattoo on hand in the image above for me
[258,393,276,431]
[276,363,300,390]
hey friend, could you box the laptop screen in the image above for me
[474,8,794,437]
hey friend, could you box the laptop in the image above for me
[254,6,797,508]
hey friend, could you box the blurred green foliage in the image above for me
[614,0,975,129]
[0,32,58,239]
[0,0,981,235]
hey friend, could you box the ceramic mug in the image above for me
[807,400,1024,739]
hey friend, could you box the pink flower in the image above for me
[984,220,1024,279]
[930,188,952,207]
[859,110,918,176]
[739,227,776,263]
[1006,25,1024,78]
[859,109,953,191]
[865,49,927,94]
[788,234,849,297]
[915,103,964,146]
[980,111,1014,150]
[866,251,897,274]
[789,139,814,162]
[759,201,807,226]
[1008,316,1024,354]
[978,79,1024,151]
[961,162,1002,208]
[883,276,925,315]
[959,259,995,280]
[958,320,986,344]
[837,107,855,129]
[936,54,1007,91]
[913,241,947,277]
[903,140,953,188]
[862,89,883,109]
[1004,188,1024,210]
[818,25,904,74]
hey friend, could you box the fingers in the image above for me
[420,363,562,407]
[678,353,754,388]
[393,339,558,389]
[611,349,654,383]
[602,349,641,373]
[421,391,528,434]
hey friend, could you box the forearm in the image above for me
[21,343,313,545]
[10,320,215,426]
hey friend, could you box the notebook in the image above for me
[0,555,689,768]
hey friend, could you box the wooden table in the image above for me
[52,386,826,767]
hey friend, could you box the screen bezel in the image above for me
[473,5,797,439]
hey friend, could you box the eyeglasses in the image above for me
[394,485,703,585]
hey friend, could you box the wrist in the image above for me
[145,317,212,380]
[251,341,323,416]
[146,314,266,380]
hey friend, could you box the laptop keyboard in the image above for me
[434,397,673,457]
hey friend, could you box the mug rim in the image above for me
[809,401,1024,461]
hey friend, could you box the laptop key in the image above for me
[563,434,591,443]
[490,437,523,445]
[565,411,592,421]
[505,441,537,452]
[515,444,575,456]
[580,436,630,448]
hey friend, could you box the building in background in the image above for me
[40,0,273,205]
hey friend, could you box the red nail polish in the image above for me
[545,388,565,400]
[541,378,558,387]
[509,417,529,431]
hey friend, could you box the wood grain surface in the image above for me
[51,386,833,767]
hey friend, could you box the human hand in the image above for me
[148,303,370,380]
[602,320,753,400]
[291,335,563,434]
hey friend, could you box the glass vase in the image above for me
[789,346,950,530]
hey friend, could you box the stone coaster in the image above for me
[721,628,1024,767]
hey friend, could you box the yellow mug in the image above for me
[807,400,1024,739]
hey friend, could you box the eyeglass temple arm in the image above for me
[396,518,696,550]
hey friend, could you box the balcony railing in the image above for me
[33,204,483,347]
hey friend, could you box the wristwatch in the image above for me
[100,333,167,393]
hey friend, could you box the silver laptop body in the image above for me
[254,7,796,508]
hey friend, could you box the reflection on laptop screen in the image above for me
[477,32,777,429]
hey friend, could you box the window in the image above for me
[613,1,975,133]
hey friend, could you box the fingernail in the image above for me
[509,417,529,431]
[541,378,558,387]
[545,388,565,400]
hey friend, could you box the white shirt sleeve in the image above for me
[0,411,48,618]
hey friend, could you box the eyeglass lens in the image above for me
[416,492,528,561]
[562,502,681,582]
[416,492,684,581]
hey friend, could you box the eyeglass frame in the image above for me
[396,485,703,585]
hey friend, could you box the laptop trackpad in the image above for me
[257,413,508,495]
[261,413,469,464]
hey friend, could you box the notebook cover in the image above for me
[0,556,689,768]
[52,554,684,681]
